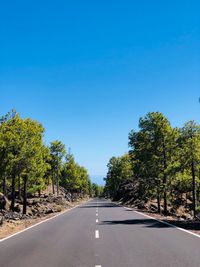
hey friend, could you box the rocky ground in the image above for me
[0,187,89,239]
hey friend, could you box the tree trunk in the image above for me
[52,171,55,194]
[2,174,7,196]
[162,140,168,215]
[196,191,199,206]
[10,172,16,211]
[163,190,167,215]
[23,175,28,214]
[18,175,21,200]
[197,188,200,206]
[191,161,196,218]
[1,150,6,196]
[157,188,161,213]
[56,166,59,196]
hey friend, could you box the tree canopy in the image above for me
[104,112,200,218]
[0,110,98,214]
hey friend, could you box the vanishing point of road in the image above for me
[0,198,200,267]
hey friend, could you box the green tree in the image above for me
[19,118,48,214]
[92,183,103,197]
[178,121,200,217]
[0,109,91,215]
[61,153,80,192]
[60,151,92,196]
[104,154,133,198]
[49,141,66,196]
[129,112,174,214]
[78,166,90,195]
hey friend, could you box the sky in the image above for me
[0,1,200,185]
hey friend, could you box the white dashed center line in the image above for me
[95,202,101,267]
[95,230,99,239]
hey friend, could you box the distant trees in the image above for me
[0,110,94,214]
[104,111,200,218]
[60,153,91,195]
[92,183,104,197]
[104,154,133,198]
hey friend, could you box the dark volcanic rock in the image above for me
[13,204,21,213]
[0,186,74,223]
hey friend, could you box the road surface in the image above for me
[0,198,200,267]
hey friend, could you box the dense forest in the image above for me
[104,112,200,218]
[0,110,102,214]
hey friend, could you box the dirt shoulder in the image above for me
[0,198,89,240]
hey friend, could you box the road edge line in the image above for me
[112,201,200,239]
[0,201,86,243]
[103,200,200,239]
[133,210,200,238]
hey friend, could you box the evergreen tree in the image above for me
[49,141,66,195]
[179,121,200,217]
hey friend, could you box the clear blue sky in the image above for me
[0,1,199,184]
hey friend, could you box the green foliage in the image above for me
[105,112,200,217]
[104,154,133,198]
[60,153,92,195]
[0,110,91,214]
[91,183,104,197]
[196,206,200,214]
[0,110,50,213]
[178,121,200,216]
[49,140,66,195]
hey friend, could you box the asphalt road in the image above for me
[0,198,200,267]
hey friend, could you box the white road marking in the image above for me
[96,213,98,217]
[134,210,200,239]
[96,219,99,223]
[95,230,100,239]
[0,202,86,243]
[112,201,200,239]
[95,265,101,267]
[124,207,132,211]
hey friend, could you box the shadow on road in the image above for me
[101,218,200,231]
[101,219,172,228]
[79,203,118,208]
[164,220,200,231]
